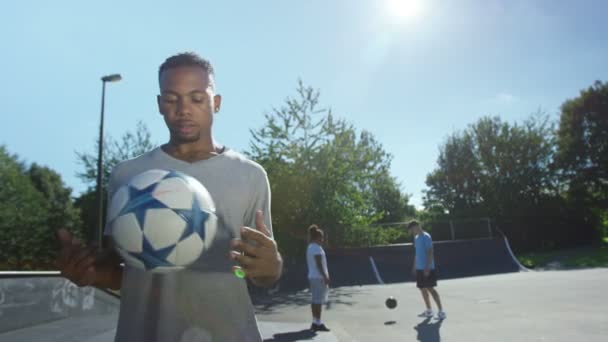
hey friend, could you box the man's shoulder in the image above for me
[422,231,433,243]
[222,149,268,178]
[415,232,433,241]
[307,242,320,252]
[113,148,158,172]
[109,148,159,182]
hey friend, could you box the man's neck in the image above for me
[162,138,223,163]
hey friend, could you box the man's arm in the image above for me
[424,247,434,276]
[315,255,329,285]
[92,242,123,290]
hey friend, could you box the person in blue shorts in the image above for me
[408,220,446,320]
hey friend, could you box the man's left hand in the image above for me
[230,210,283,288]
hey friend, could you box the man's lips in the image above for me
[175,122,197,134]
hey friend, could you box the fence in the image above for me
[324,217,498,248]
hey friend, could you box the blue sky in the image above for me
[1,0,606,208]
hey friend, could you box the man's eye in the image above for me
[162,97,177,104]
[192,96,204,103]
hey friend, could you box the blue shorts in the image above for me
[309,278,328,304]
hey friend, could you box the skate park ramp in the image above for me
[0,274,119,342]
[275,237,526,292]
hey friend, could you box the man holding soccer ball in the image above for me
[56,52,283,341]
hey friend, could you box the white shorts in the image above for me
[309,278,328,304]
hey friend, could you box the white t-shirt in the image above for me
[306,243,328,279]
[105,147,271,342]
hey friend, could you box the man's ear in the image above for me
[213,94,222,113]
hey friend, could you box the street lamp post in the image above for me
[96,74,122,246]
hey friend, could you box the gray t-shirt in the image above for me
[104,146,271,342]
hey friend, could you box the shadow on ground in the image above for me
[414,317,443,342]
[253,286,367,314]
[263,329,317,341]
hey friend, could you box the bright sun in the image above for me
[386,0,424,20]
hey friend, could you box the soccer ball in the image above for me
[385,296,397,309]
[107,169,217,272]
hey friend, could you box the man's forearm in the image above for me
[425,250,433,269]
[252,274,281,288]
[93,263,123,290]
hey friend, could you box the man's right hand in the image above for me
[323,276,331,286]
[55,229,98,287]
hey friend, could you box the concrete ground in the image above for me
[1,269,606,341]
[254,268,608,341]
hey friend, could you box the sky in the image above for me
[1,0,607,208]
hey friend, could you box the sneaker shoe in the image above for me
[437,311,447,320]
[418,309,434,318]
[311,323,331,332]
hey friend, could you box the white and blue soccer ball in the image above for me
[107,169,217,273]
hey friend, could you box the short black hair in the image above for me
[158,52,215,88]
[407,220,420,230]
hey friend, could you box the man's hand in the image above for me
[423,267,430,278]
[323,276,331,287]
[55,229,98,287]
[230,210,283,288]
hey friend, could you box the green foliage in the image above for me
[76,120,155,191]
[422,81,608,250]
[0,146,82,270]
[75,121,156,241]
[424,114,556,218]
[517,245,608,269]
[28,164,83,237]
[249,81,414,257]
[556,80,608,208]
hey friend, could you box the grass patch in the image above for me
[517,245,608,269]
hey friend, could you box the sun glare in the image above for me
[386,0,424,20]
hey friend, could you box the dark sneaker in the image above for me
[313,324,331,332]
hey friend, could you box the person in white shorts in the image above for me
[306,224,330,332]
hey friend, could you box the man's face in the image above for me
[157,66,221,143]
[409,225,420,235]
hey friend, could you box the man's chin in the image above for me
[171,134,200,144]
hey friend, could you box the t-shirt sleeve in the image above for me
[244,167,273,239]
[309,243,322,256]
[423,234,433,250]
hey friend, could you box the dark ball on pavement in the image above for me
[385,296,397,309]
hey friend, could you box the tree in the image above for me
[423,114,594,250]
[75,121,156,240]
[76,121,155,190]
[424,115,556,218]
[556,80,608,208]
[0,146,81,269]
[28,164,83,236]
[249,81,413,255]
